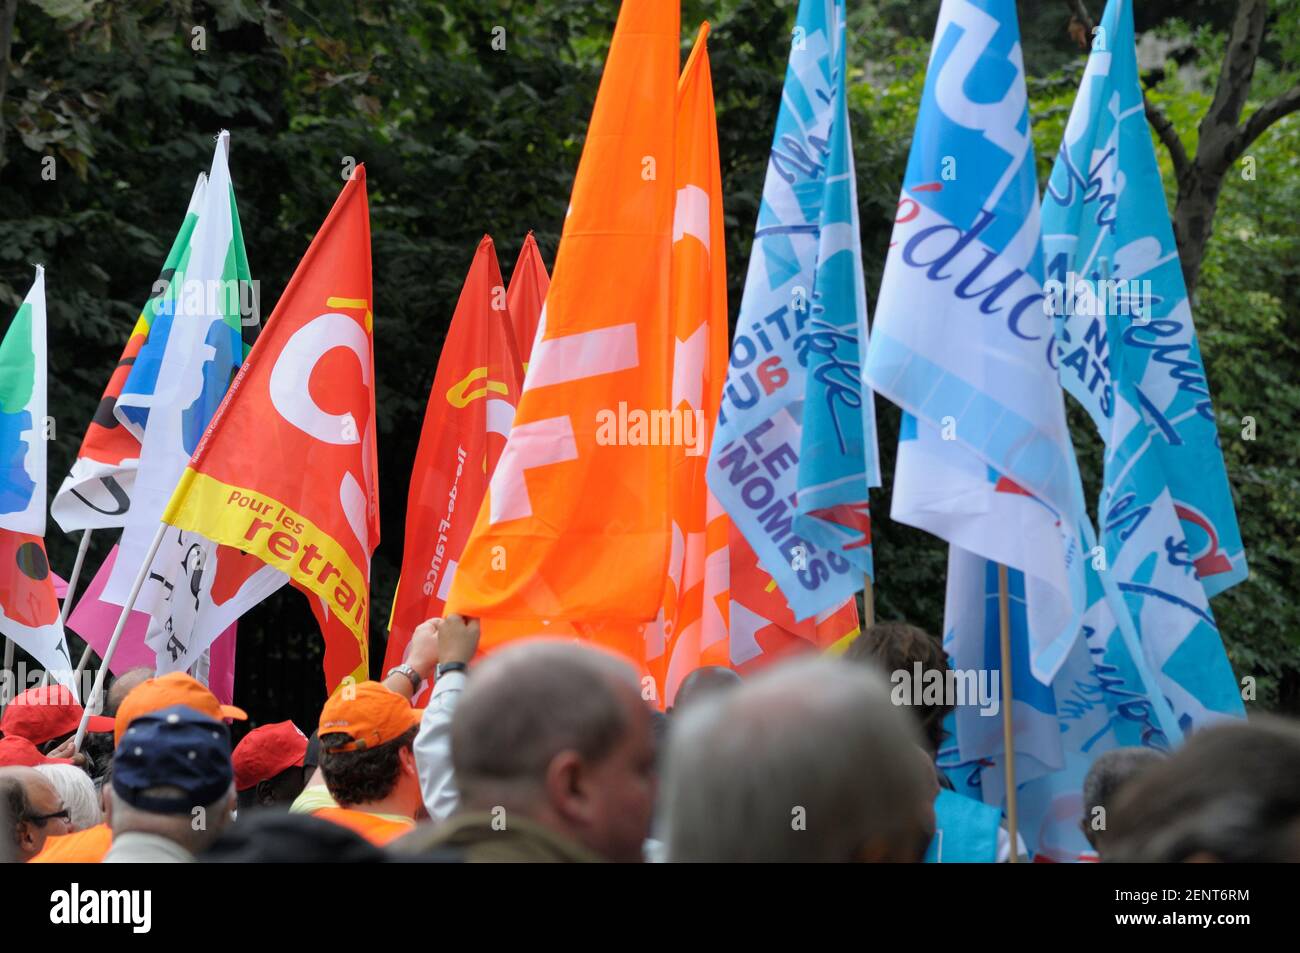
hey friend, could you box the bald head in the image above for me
[673,666,741,713]
[0,765,70,861]
[661,656,934,862]
[107,666,154,717]
[450,640,656,861]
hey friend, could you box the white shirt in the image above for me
[412,671,467,823]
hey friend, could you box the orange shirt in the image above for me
[29,823,113,863]
[312,807,414,846]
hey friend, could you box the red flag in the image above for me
[505,232,549,370]
[162,168,377,690]
[385,236,522,677]
[727,525,860,674]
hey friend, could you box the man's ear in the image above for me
[399,745,419,777]
[543,750,591,825]
[16,821,38,854]
[257,779,275,806]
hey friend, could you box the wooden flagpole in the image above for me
[862,573,876,628]
[997,562,1019,863]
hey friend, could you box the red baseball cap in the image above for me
[0,685,114,746]
[232,720,309,791]
[0,735,74,767]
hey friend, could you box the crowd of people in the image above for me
[2,616,1299,863]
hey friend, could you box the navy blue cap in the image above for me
[112,704,234,814]
[304,729,321,769]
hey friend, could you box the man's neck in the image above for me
[343,793,415,820]
[112,830,195,859]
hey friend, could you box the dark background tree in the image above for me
[1067,0,1300,296]
[1,0,1296,732]
[0,0,17,172]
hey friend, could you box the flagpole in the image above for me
[38,528,94,689]
[59,528,93,624]
[862,574,875,628]
[70,641,97,682]
[71,523,166,750]
[997,562,1019,863]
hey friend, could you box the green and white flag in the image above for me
[101,131,285,674]
[1,266,76,689]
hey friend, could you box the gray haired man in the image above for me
[399,639,657,862]
[660,656,935,862]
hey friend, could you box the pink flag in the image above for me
[67,546,153,674]
[68,546,236,696]
[205,624,238,705]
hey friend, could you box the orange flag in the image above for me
[446,0,679,624]
[505,232,549,371]
[385,236,522,678]
[649,23,732,705]
[162,168,378,690]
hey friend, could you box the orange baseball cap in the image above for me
[318,681,420,752]
[114,672,247,745]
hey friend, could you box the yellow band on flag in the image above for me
[164,468,370,667]
[825,627,862,656]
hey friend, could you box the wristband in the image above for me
[436,661,469,680]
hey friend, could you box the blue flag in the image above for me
[939,517,1181,860]
[865,0,1087,684]
[865,1,1184,860]
[1042,0,1246,733]
[707,0,878,622]
[939,0,1232,860]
